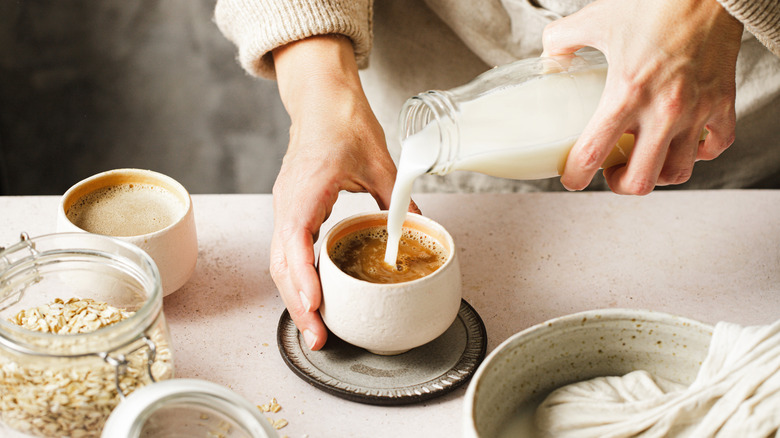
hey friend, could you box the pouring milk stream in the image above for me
[385,49,630,266]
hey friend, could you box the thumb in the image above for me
[369,170,395,211]
[541,7,600,57]
[365,153,401,211]
[369,165,422,215]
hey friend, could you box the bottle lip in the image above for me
[0,232,163,357]
[398,90,459,175]
[101,379,279,438]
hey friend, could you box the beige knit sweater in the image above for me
[214,0,780,80]
[214,0,372,79]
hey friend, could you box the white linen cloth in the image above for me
[536,320,780,437]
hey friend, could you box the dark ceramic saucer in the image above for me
[276,299,487,405]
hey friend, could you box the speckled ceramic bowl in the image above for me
[463,309,714,438]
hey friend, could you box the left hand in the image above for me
[542,0,744,194]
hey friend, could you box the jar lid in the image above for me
[101,379,279,438]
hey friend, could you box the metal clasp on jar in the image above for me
[0,232,42,312]
[100,334,159,399]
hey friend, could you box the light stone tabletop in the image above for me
[1,191,779,437]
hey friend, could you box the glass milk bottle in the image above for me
[384,49,631,265]
[397,48,633,180]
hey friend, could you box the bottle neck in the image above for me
[399,90,459,176]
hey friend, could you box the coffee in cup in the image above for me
[66,183,185,237]
[329,226,447,284]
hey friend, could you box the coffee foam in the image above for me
[330,227,447,261]
[329,225,448,284]
[66,183,184,237]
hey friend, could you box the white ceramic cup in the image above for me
[318,211,462,355]
[463,309,714,438]
[56,168,198,296]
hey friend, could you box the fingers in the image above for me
[700,104,736,161]
[407,198,422,215]
[576,91,731,193]
[602,100,707,192]
[543,0,742,195]
[561,93,629,191]
[605,126,674,194]
[656,128,702,186]
[270,225,328,351]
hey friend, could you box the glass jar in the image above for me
[398,48,635,180]
[101,379,278,437]
[0,232,174,438]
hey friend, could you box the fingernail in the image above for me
[303,329,318,350]
[299,290,311,312]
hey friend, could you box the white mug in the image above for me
[318,211,462,355]
[56,168,198,296]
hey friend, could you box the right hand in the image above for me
[271,35,417,350]
[543,0,742,194]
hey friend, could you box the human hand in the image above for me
[271,35,419,350]
[542,0,744,194]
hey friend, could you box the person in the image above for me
[214,0,780,350]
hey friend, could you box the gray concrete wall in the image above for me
[0,0,288,195]
[4,1,776,197]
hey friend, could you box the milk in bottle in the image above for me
[384,49,632,266]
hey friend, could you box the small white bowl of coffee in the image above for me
[56,168,198,296]
[318,211,461,355]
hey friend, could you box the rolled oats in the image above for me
[272,418,289,430]
[259,397,290,432]
[0,298,173,438]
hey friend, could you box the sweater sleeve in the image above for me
[214,0,373,80]
[717,0,780,57]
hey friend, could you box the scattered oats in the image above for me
[259,397,282,413]
[272,418,288,430]
[0,298,173,438]
[217,420,231,432]
[200,413,210,420]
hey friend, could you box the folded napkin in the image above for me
[535,319,780,437]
